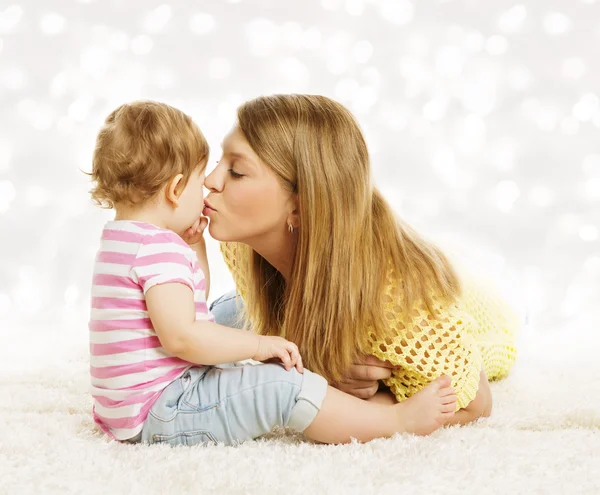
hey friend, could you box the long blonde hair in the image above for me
[234,94,461,382]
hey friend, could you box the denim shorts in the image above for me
[136,363,327,447]
[209,291,245,329]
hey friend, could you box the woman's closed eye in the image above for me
[228,168,244,179]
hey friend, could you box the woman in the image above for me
[205,94,518,425]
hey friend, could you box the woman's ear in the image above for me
[165,174,184,207]
[287,196,300,229]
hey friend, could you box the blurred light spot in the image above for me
[380,105,408,131]
[543,12,571,35]
[529,185,555,207]
[39,12,66,35]
[351,85,378,114]
[345,0,365,16]
[446,25,465,43]
[399,56,421,79]
[379,0,414,25]
[245,18,277,57]
[109,31,129,52]
[277,57,309,88]
[65,284,80,305]
[131,35,153,55]
[485,35,508,55]
[17,99,54,130]
[50,71,70,98]
[557,213,581,236]
[334,78,359,101]
[431,146,473,189]
[455,114,486,154]
[562,57,586,79]
[0,38,3,54]
[572,93,599,122]
[154,68,176,90]
[144,4,171,33]
[0,5,23,34]
[81,46,110,78]
[584,256,600,272]
[208,57,231,79]
[579,225,599,242]
[406,34,428,56]
[435,46,464,78]
[585,177,600,200]
[0,179,16,212]
[353,40,373,64]
[15,266,42,314]
[464,31,484,53]
[536,104,560,132]
[506,65,533,91]
[582,154,600,175]
[68,95,94,122]
[362,67,382,88]
[0,141,11,172]
[189,13,215,35]
[56,116,75,135]
[497,5,527,33]
[560,116,580,135]
[26,185,48,207]
[321,0,343,10]
[0,292,11,317]
[1,67,27,90]
[217,94,244,124]
[281,22,303,49]
[303,27,321,50]
[423,96,448,122]
[461,69,497,115]
[491,139,517,171]
[495,180,520,212]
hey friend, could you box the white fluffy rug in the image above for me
[1,323,599,495]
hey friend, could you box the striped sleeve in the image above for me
[130,233,196,294]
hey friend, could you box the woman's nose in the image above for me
[204,166,222,192]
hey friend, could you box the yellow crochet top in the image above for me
[220,243,519,410]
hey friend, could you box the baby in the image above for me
[87,100,456,446]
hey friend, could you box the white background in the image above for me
[0,0,599,362]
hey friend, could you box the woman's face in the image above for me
[203,126,293,243]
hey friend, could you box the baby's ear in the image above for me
[166,174,185,206]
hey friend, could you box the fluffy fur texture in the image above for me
[1,324,598,495]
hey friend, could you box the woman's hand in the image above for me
[333,355,397,399]
[253,336,304,373]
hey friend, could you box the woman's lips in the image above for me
[203,205,216,216]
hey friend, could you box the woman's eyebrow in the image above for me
[223,150,253,165]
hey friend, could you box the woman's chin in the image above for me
[207,222,229,242]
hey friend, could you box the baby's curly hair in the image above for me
[89,100,209,209]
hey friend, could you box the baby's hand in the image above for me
[253,336,304,373]
[181,216,209,247]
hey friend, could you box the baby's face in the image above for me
[173,164,206,234]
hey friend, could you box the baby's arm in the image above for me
[146,282,301,369]
[190,241,210,299]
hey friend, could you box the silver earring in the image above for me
[288,223,294,233]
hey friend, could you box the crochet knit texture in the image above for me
[220,242,519,409]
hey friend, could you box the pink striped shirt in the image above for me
[89,220,213,441]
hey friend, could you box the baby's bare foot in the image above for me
[394,375,456,436]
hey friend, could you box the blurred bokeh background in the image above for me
[1,0,599,368]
